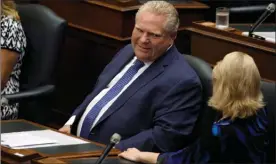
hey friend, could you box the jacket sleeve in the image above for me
[157,139,211,164]
[116,79,202,152]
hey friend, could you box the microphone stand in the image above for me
[248,3,275,40]
[95,133,121,164]
[248,31,266,41]
[248,20,268,41]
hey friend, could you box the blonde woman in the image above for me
[1,0,27,119]
[119,52,268,163]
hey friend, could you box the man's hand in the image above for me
[119,148,142,162]
[59,125,71,134]
[119,148,159,163]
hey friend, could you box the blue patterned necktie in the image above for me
[80,59,145,138]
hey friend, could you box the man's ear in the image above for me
[170,32,177,41]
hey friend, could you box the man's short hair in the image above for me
[136,1,180,33]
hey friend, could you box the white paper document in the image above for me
[1,129,88,149]
[242,32,276,43]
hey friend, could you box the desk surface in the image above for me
[186,22,276,82]
[231,23,276,32]
[1,120,120,159]
[85,0,209,11]
[32,157,140,164]
[2,120,43,133]
[66,157,140,164]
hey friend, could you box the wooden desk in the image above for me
[32,156,140,164]
[185,21,276,82]
[35,0,209,127]
[40,0,208,40]
[1,120,120,164]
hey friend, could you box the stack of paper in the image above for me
[242,32,275,43]
[1,129,88,149]
[1,131,57,149]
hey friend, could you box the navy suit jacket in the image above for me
[71,44,202,152]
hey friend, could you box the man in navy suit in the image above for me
[59,1,202,152]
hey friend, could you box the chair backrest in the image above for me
[261,80,276,163]
[17,4,66,89]
[184,55,212,103]
[16,4,66,124]
[183,55,216,137]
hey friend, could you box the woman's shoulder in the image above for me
[1,14,21,25]
[1,14,27,53]
[1,14,25,33]
[238,107,268,130]
[212,107,268,137]
[255,107,268,119]
[248,107,268,133]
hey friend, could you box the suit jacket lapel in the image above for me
[94,45,178,127]
[91,48,135,100]
[76,46,135,118]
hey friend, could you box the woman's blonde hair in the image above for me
[1,0,20,20]
[208,51,264,120]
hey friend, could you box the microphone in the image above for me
[249,3,275,37]
[95,133,121,164]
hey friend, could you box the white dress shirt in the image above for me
[65,56,152,136]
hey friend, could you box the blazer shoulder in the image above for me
[120,44,133,53]
[106,44,133,66]
[172,54,201,85]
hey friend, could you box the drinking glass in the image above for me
[216,7,229,29]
